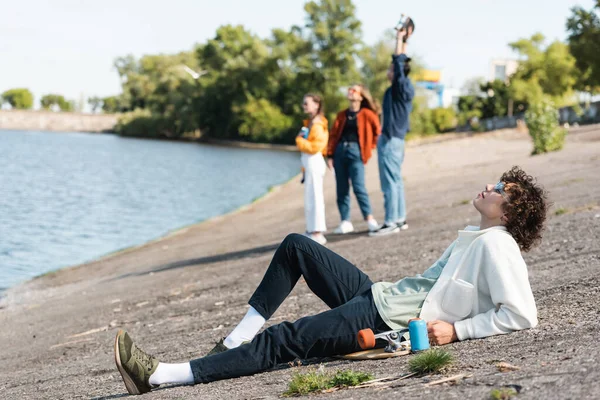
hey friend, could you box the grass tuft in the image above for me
[284,371,329,396]
[554,207,569,216]
[408,348,453,374]
[329,370,373,387]
[490,387,518,399]
[283,369,373,396]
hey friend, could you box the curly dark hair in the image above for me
[501,166,549,252]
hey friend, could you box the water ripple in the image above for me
[0,131,299,289]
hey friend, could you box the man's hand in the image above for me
[396,28,407,41]
[426,320,458,346]
[327,158,334,170]
[395,29,407,55]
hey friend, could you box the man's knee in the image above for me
[282,233,307,248]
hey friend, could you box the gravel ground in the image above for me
[1,126,599,400]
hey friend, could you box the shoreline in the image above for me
[1,171,301,297]
[2,124,526,151]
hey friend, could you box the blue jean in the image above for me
[333,142,372,221]
[377,135,407,224]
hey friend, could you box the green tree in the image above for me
[408,96,436,137]
[106,0,464,142]
[461,77,485,96]
[88,96,103,113]
[457,95,483,126]
[456,80,527,125]
[431,107,457,132]
[303,0,363,122]
[267,26,315,122]
[566,1,600,93]
[102,95,132,113]
[360,31,395,105]
[1,88,34,109]
[479,80,527,118]
[195,25,275,139]
[526,98,566,155]
[237,97,294,142]
[40,94,73,111]
[509,33,578,105]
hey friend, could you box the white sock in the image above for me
[223,306,266,349]
[149,362,194,386]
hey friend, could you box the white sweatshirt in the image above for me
[419,225,538,341]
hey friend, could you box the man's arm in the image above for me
[429,237,538,344]
[391,29,414,102]
[395,29,408,55]
[452,245,538,340]
[296,123,327,155]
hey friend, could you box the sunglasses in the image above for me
[493,181,509,199]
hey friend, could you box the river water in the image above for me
[0,130,299,290]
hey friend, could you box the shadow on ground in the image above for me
[110,232,369,281]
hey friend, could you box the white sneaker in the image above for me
[368,223,400,237]
[333,221,354,235]
[394,220,409,230]
[308,232,327,245]
[367,218,379,232]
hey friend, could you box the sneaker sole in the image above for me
[114,330,145,395]
[333,229,354,235]
[368,227,400,237]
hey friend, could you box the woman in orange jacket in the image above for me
[327,84,381,234]
[295,94,329,245]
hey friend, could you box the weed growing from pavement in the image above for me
[408,348,454,374]
[489,387,518,399]
[554,207,569,216]
[283,369,373,396]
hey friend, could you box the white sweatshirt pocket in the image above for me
[441,278,474,319]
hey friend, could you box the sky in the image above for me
[0,0,595,109]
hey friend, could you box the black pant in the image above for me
[189,233,390,384]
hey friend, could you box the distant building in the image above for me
[413,69,460,109]
[489,59,518,82]
[423,87,461,109]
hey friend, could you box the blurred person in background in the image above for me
[327,84,381,235]
[370,27,414,237]
[295,94,329,245]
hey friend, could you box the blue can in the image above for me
[408,319,430,352]
[300,127,310,139]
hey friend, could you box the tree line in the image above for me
[2,0,600,143]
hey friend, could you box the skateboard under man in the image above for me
[341,328,411,360]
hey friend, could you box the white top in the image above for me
[419,225,538,340]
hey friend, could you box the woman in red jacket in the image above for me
[327,84,381,234]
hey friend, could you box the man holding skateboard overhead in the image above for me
[370,17,415,237]
[114,166,546,395]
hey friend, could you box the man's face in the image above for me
[472,182,511,222]
[387,64,394,82]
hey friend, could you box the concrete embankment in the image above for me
[0,109,117,133]
[1,126,599,399]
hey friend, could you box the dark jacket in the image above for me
[382,54,415,139]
